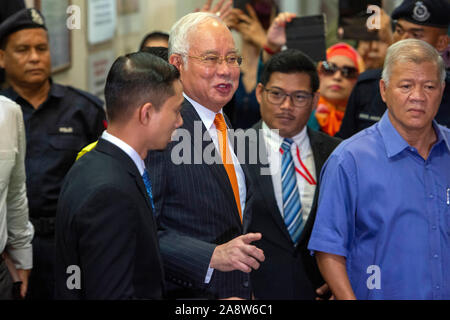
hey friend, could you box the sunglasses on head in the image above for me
[319,61,359,79]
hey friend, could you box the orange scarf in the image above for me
[315,96,345,136]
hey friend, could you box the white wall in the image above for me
[52,0,183,92]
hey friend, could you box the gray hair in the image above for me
[169,12,227,65]
[382,39,446,87]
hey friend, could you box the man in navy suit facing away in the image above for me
[55,52,184,299]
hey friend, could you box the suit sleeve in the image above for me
[148,150,216,288]
[75,186,138,299]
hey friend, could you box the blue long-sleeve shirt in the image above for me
[308,111,450,299]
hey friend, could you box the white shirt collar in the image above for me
[262,121,311,156]
[184,93,224,130]
[101,131,146,176]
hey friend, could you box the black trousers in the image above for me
[0,257,13,300]
[26,236,55,300]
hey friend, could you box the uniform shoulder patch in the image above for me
[65,86,104,110]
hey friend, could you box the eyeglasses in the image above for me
[186,54,242,68]
[264,87,313,108]
[319,61,359,79]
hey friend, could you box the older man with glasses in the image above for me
[146,12,265,300]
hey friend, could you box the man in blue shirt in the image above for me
[308,39,450,300]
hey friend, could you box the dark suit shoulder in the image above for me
[356,68,382,84]
[66,148,133,194]
[308,128,342,148]
[251,120,263,131]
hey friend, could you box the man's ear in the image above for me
[0,49,5,69]
[312,91,320,110]
[435,33,449,52]
[255,83,264,105]
[169,54,183,71]
[379,79,387,103]
[139,102,154,125]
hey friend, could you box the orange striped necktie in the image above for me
[213,113,242,223]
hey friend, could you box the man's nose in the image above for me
[279,95,294,110]
[410,86,426,101]
[29,48,40,62]
[216,59,232,76]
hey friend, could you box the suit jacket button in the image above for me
[242,280,249,288]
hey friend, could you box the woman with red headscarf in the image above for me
[308,43,365,136]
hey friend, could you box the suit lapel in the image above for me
[181,100,242,225]
[297,128,325,245]
[250,124,330,247]
[95,138,154,214]
[249,121,293,243]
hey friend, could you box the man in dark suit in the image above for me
[55,52,184,299]
[146,12,265,299]
[246,49,341,299]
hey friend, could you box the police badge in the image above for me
[412,1,431,22]
[30,9,44,26]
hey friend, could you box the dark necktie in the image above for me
[142,169,155,212]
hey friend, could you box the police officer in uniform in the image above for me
[0,9,106,299]
[337,0,450,139]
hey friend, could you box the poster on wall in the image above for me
[35,0,72,73]
[116,0,141,36]
[117,0,139,15]
[88,49,115,101]
[88,0,117,45]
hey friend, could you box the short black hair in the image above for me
[104,52,180,123]
[0,27,48,50]
[140,46,169,61]
[139,31,169,51]
[260,49,320,93]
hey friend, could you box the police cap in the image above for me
[391,0,450,28]
[0,8,47,47]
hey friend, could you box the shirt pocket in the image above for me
[48,134,84,152]
[0,150,16,192]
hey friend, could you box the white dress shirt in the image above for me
[184,93,247,284]
[184,93,247,214]
[101,131,146,175]
[262,121,317,226]
[0,96,34,269]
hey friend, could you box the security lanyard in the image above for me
[279,146,317,185]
